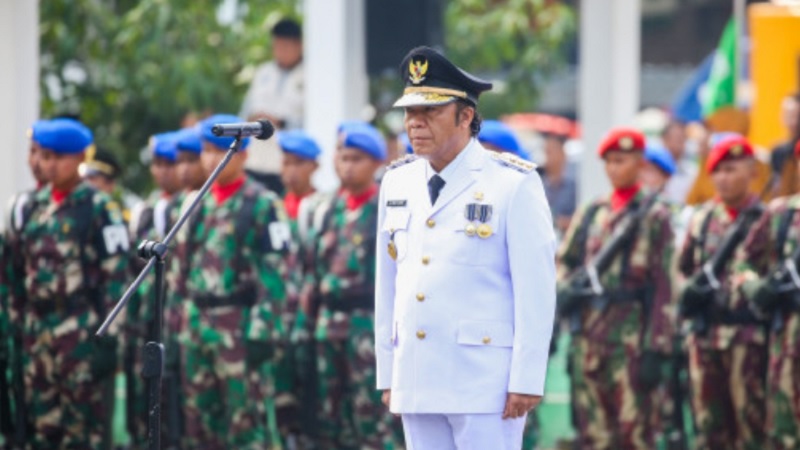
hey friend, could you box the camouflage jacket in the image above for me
[676,196,766,349]
[557,189,675,354]
[4,182,129,327]
[169,178,292,345]
[302,189,379,341]
[733,194,800,357]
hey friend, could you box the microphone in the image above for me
[211,119,275,141]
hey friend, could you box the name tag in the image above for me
[387,199,407,208]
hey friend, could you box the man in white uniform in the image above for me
[375,46,557,450]
[239,18,304,194]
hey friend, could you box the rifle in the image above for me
[761,236,800,333]
[560,192,660,332]
[678,203,765,334]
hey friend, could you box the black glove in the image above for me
[245,340,274,369]
[637,351,662,393]
[91,336,119,380]
[678,273,712,317]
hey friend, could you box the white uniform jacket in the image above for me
[375,140,557,414]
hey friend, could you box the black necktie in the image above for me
[428,174,446,205]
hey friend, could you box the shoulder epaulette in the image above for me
[387,154,419,170]
[489,151,537,173]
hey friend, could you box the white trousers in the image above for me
[401,413,527,450]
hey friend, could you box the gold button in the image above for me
[426,219,436,228]
[482,336,491,345]
[416,293,425,302]
[416,330,427,340]
[422,256,430,265]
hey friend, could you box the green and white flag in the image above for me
[702,19,737,117]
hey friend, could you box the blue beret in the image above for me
[399,132,413,154]
[150,132,179,163]
[278,130,321,161]
[200,114,251,151]
[34,118,94,155]
[478,120,528,160]
[644,143,676,176]
[175,127,202,155]
[338,122,387,161]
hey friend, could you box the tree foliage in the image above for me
[40,0,299,191]
[40,0,575,190]
[444,0,576,118]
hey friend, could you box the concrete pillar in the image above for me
[578,0,641,202]
[304,0,369,192]
[0,0,39,228]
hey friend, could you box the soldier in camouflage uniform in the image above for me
[123,131,182,444]
[734,139,800,450]
[6,120,50,239]
[676,135,767,450]
[274,130,321,447]
[169,114,292,449]
[3,118,129,449]
[2,120,54,447]
[557,128,675,450]
[303,122,401,449]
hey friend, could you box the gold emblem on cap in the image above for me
[408,58,429,85]
[477,224,493,239]
[388,241,398,260]
[474,192,484,201]
[730,145,742,156]
[465,223,477,237]
[619,136,633,150]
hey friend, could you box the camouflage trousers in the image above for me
[272,336,318,449]
[570,336,653,450]
[179,307,271,450]
[686,337,767,450]
[766,314,800,450]
[315,314,403,450]
[22,310,114,449]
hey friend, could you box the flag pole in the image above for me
[733,0,746,107]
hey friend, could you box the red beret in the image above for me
[706,135,754,174]
[597,128,645,157]
[794,139,800,157]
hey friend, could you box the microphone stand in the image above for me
[96,135,246,450]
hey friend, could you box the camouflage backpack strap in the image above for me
[75,191,103,315]
[6,190,40,237]
[776,207,797,260]
[133,202,155,241]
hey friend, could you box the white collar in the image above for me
[425,138,476,183]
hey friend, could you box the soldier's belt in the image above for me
[27,296,86,316]
[588,288,647,309]
[322,294,374,313]
[191,284,257,309]
[707,308,766,326]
